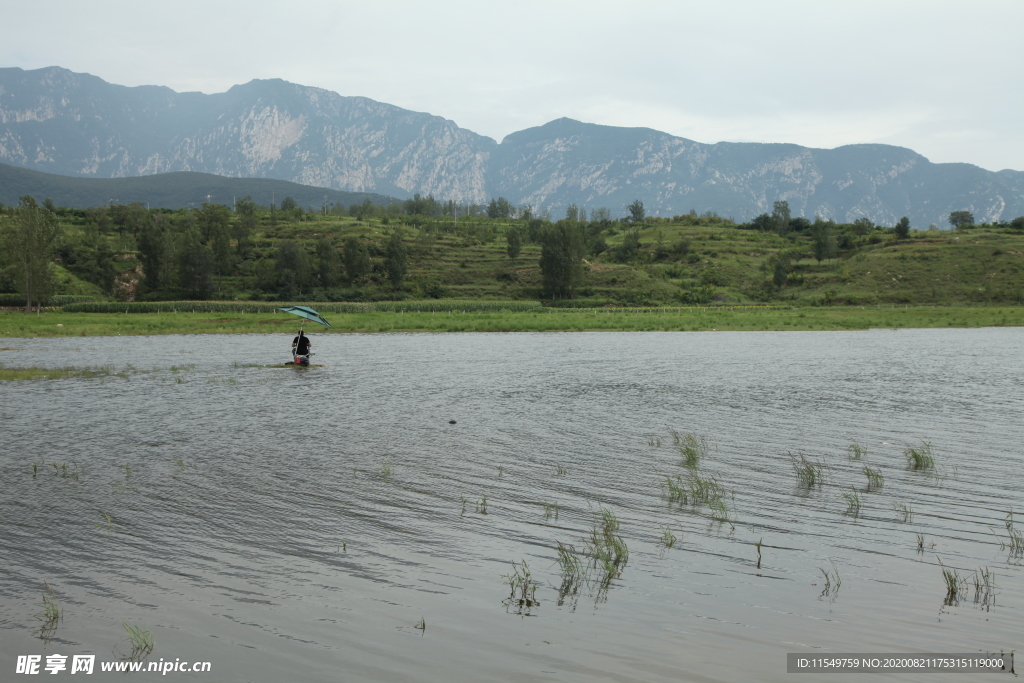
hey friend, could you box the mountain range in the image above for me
[1,66,1021,226]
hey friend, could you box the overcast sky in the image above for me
[3,0,1021,171]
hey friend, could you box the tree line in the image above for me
[2,192,1021,309]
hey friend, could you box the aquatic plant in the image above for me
[35,583,62,641]
[999,510,1024,559]
[584,508,629,576]
[790,453,825,488]
[818,559,842,599]
[938,558,967,606]
[660,525,677,548]
[842,489,861,517]
[863,466,884,491]
[414,617,426,633]
[554,464,569,476]
[555,541,583,580]
[496,465,504,478]
[893,502,913,523]
[670,430,707,468]
[119,621,154,662]
[476,495,488,515]
[904,441,935,471]
[972,567,995,609]
[848,442,867,460]
[95,512,113,535]
[647,435,662,448]
[542,502,559,521]
[502,560,538,615]
[379,460,393,478]
[916,533,925,552]
[755,537,763,569]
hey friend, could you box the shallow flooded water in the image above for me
[1,328,1021,681]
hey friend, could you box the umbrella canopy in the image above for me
[276,305,332,327]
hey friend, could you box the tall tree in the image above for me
[1,196,63,311]
[627,200,646,223]
[316,235,341,288]
[539,221,585,299]
[948,211,974,229]
[138,215,173,294]
[385,229,408,290]
[487,197,514,219]
[275,240,311,298]
[233,196,257,257]
[177,228,215,299]
[342,236,371,284]
[506,227,522,259]
[811,218,837,264]
[772,200,791,235]
[565,204,580,221]
[894,216,911,239]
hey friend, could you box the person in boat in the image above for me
[292,331,312,356]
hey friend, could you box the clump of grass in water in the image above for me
[584,508,629,578]
[998,509,1024,559]
[542,502,559,521]
[118,621,154,662]
[938,558,968,606]
[894,502,913,523]
[414,616,425,633]
[502,559,539,615]
[554,464,568,476]
[379,460,394,478]
[848,442,867,460]
[972,567,996,609]
[660,525,677,548]
[904,441,935,471]
[842,489,861,517]
[790,453,825,488]
[670,429,707,468]
[755,537,763,569]
[818,559,842,599]
[476,495,488,515]
[35,582,62,641]
[863,466,884,491]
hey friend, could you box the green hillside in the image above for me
[2,198,1023,310]
[0,162,398,210]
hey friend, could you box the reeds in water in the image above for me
[119,621,154,662]
[670,430,708,468]
[848,442,867,460]
[863,466,884,491]
[999,510,1024,559]
[893,502,913,523]
[35,582,62,641]
[818,559,842,598]
[660,525,677,548]
[939,558,968,606]
[842,489,861,517]
[904,441,935,471]
[790,453,825,488]
[502,560,538,615]
[584,508,629,577]
[972,567,995,609]
[379,460,394,478]
[542,502,559,521]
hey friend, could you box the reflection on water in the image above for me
[1,329,1022,681]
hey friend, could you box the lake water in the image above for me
[1,328,1021,681]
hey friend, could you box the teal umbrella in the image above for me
[276,305,332,328]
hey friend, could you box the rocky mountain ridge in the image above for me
[1,66,1021,226]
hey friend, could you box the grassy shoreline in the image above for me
[1,306,1022,338]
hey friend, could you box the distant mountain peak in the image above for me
[0,66,1020,224]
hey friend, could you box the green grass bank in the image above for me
[2,305,1022,338]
